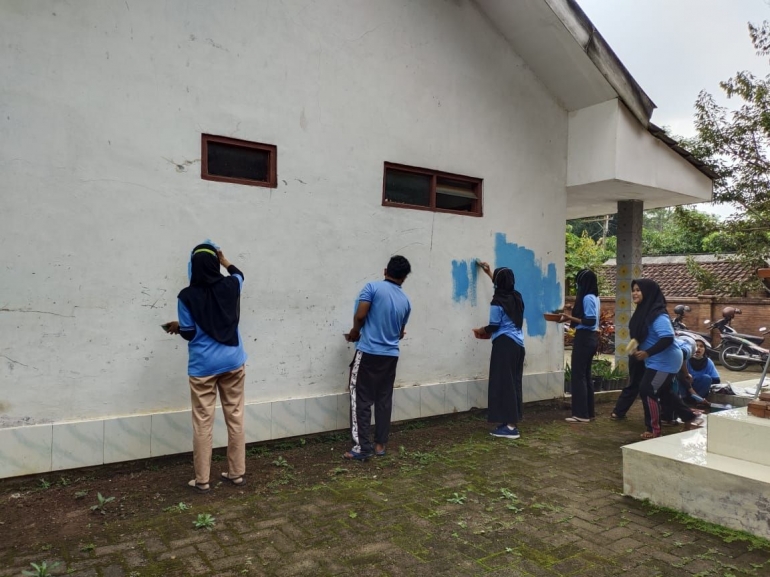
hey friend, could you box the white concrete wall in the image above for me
[614,104,713,202]
[0,0,567,434]
[567,100,619,187]
[567,99,712,203]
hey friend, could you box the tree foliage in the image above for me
[676,21,770,273]
[565,226,612,296]
[642,208,725,255]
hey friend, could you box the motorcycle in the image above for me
[672,305,738,363]
[719,327,770,371]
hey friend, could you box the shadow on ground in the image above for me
[1,399,768,576]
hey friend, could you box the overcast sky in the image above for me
[579,0,770,138]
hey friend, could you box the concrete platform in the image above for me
[623,409,770,539]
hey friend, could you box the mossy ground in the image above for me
[1,400,768,576]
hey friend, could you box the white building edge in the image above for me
[0,0,712,478]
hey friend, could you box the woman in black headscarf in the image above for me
[562,269,600,423]
[164,243,248,492]
[474,262,526,439]
[624,279,701,438]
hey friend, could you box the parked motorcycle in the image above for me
[719,327,770,371]
[672,305,738,363]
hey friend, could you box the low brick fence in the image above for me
[565,295,770,345]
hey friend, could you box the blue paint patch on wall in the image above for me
[451,259,478,305]
[494,233,561,337]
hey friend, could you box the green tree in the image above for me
[565,226,612,295]
[642,207,719,255]
[675,21,770,287]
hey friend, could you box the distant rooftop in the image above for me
[600,255,755,297]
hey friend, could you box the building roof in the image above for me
[477,0,717,185]
[648,123,719,181]
[600,256,754,297]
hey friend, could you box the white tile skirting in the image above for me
[0,372,563,479]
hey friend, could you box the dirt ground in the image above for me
[1,398,769,577]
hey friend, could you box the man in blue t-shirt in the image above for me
[343,255,412,460]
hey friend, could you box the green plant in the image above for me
[446,493,466,505]
[163,502,190,513]
[74,490,89,499]
[90,492,115,514]
[80,543,95,552]
[193,513,216,530]
[38,478,52,490]
[246,445,269,457]
[58,476,71,487]
[592,358,612,379]
[22,561,60,577]
[272,456,289,467]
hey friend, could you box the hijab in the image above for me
[628,278,669,344]
[571,269,599,328]
[689,336,709,371]
[178,243,241,346]
[491,267,524,328]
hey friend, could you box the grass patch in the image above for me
[640,500,770,550]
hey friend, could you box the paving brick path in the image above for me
[2,402,768,576]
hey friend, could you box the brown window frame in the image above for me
[201,134,277,188]
[382,162,483,217]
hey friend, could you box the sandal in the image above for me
[343,450,372,461]
[220,472,246,486]
[187,479,210,493]
[639,432,659,440]
[610,413,624,420]
[565,416,590,423]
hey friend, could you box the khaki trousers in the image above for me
[189,365,246,484]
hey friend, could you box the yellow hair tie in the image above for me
[193,248,217,257]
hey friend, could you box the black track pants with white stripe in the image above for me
[348,350,399,455]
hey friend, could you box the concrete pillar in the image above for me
[615,200,643,372]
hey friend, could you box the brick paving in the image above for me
[2,401,769,576]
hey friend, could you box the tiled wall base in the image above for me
[0,371,563,479]
[623,411,770,540]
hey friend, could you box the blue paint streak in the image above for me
[451,259,480,305]
[494,233,561,337]
[451,260,470,303]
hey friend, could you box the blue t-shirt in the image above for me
[687,357,720,383]
[178,274,248,377]
[641,314,682,373]
[575,294,599,331]
[356,280,411,357]
[489,305,524,347]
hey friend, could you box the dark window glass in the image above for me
[207,141,269,182]
[382,163,482,216]
[436,177,477,212]
[384,170,431,207]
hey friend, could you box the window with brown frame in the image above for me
[382,163,482,216]
[201,134,277,188]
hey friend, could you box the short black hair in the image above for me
[386,255,411,280]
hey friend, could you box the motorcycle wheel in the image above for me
[720,344,749,372]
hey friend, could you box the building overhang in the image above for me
[474,0,716,218]
[566,100,713,219]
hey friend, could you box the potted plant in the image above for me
[592,359,612,391]
[607,366,629,390]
